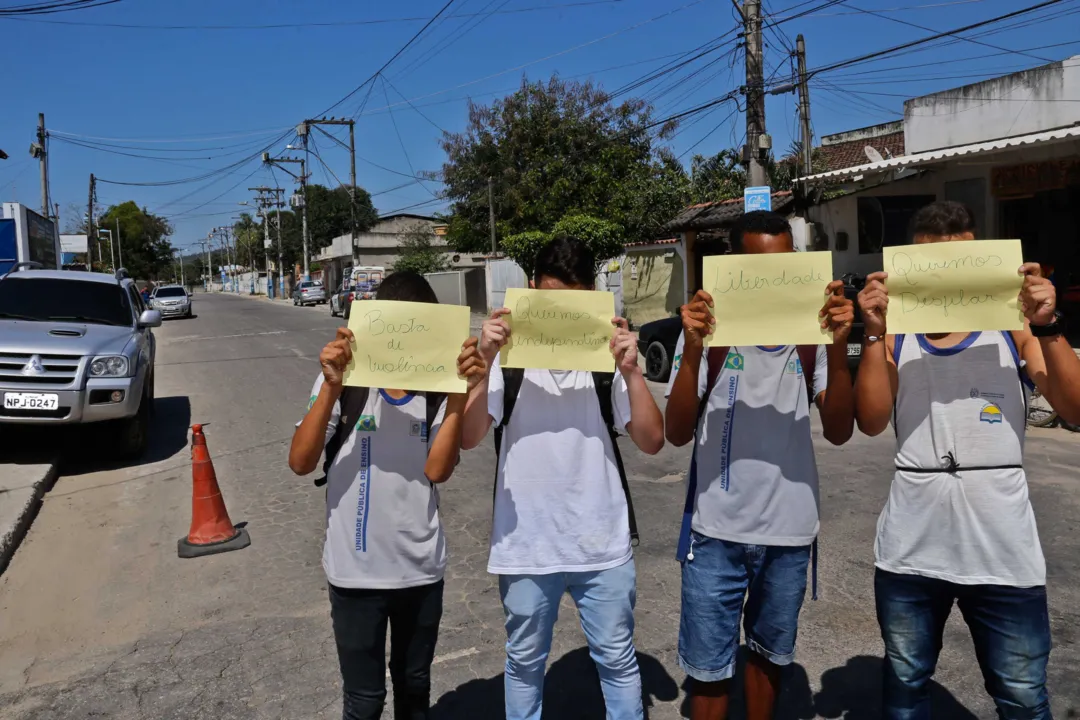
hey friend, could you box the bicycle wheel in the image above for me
[1027,388,1058,428]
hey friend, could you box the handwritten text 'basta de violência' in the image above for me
[711,268,825,294]
[362,309,447,374]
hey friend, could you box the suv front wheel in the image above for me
[113,381,151,459]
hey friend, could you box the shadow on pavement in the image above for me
[669,650,979,719]
[432,648,678,719]
[60,395,192,476]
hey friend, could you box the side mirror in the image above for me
[138,309,162,328]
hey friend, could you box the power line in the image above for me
[313,0,460,119]
[836,1,1051,63]
[806,0,1070,78]
[2,0,627,28]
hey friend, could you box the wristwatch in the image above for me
[1030,310,1066,338]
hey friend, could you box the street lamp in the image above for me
[99,228,115,272]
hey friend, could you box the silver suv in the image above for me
[149,285,192,319]
[0,265,162,458]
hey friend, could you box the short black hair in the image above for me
[533,236,596,288]
[910,200,976,239]
[376,270,438,304]
[729,210,793,253]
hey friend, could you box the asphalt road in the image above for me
[1,292,1078,719]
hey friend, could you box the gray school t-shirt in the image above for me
[302,376,447,589]
[667,334,827,546]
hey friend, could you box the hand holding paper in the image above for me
[702,252,834,346]
[343,300,471,393]
[500,288,615,372]
[883,239,1024,334]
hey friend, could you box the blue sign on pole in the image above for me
[744,186,772,213]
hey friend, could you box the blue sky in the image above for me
[1,0,1077,254]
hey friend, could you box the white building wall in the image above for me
[809,139,1080,278]
[905,56,1080,153]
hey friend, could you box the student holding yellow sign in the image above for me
[664,210,856,720]
[288,271,486,720]
[856,201,1080,720]
[461,236,664,720]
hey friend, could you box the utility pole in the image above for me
[302,117,360,268]
[300,122,311,282]
[275,188,285,300]
[202,235,212,292]
[796,34,813,183]
[34,113,50,218]
[250,186,276,298]
[263,153,307,286]
[488,176,497,254]
[743,0,769,188]
[179,249,186,287]
[115,216,123,269]
[87,174,97,269]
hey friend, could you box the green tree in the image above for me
[688,144,830,204]
[97,201,174,281]
[233,213,264,271]
[392,222,450,276]
[304,184,379,253]
[438,76,689,257]
[501,215,623,279]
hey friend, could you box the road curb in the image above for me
[0,459,60,576]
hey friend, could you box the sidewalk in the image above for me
[0,439,59,575]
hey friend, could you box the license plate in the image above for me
[3,392,59,410]
[847,343,861,357]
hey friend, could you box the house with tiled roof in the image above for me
[819,121,905,173]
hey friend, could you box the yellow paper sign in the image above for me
[702,252,833,346]
[343,300,469,393]
[884,240,1024,334]
[500,288,615,372]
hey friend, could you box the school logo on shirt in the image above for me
[307,395,317,411]
[785,358,804,376]
[979,402,1004,424]
[724,351,745,371]
[356,415,377,432]
[672,353,682,374]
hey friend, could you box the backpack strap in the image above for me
[1002,330,1036,392]
[592,371,639,547]
[314,386,370,487]
[493,367,525,466]
[796,345,818,405]
[677,345,730,562]
[425,392,447,434]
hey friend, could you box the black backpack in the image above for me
[314,387,445,487]
[493,368,639,545]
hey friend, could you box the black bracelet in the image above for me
[1030,311,1066,338]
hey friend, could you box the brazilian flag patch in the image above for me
[724,351,745,371]
[356,415,377,432]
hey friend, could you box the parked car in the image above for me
[0,264,161,458]
[330,283,356,318]
[635,274,866,384]
[148,285,192,319]
[292,280,326,306]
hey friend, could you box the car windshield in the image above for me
[0,277,132,326]
[156,287,186,298]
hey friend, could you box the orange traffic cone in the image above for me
[177,424,251,558]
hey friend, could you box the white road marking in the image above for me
[386,646,479,677]
[161,330,287,343]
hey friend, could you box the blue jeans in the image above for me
[875,569,1052,720]
[499,558,642,720]
[679,531,810,682]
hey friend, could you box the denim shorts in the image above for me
[678,531,811,682]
